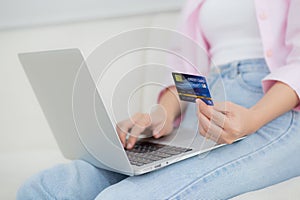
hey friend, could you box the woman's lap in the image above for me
[96,111,300,200]
[16,160,127,200]
[17,59,300,199]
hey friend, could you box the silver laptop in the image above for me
[18,48,227,176]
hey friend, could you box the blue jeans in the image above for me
[17,59,300,200]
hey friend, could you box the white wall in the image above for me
[0,0,183,29]
[0,10,179,199]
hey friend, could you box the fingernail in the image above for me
[196,99,201,104]
[154,134,160,139]
[127,143,133,149]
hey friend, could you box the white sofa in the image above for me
[0,10,299,200]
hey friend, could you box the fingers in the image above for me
[126,123,147,149]
[116,125,127,148]
[198,112,226,144]
[196,100,236,144]
[152,121,173,139]
[117,112,174,149]
[123,113,152,149]
[213,101,232,113]
[196,99,227,128]
[116,116,137,147]
[152,124,164,139]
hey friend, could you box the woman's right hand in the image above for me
[116,109,174,150]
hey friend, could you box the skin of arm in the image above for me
[155,86,188,128]
[197,81,300,144]
[250,82,299,129]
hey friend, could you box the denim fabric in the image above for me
[17,58,300,200]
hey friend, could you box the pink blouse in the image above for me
[169,0,300,111]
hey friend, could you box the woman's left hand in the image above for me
[196,99,260,144]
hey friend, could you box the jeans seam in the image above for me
[167,111,296,200]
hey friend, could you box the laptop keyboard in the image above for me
[125,141,192,166]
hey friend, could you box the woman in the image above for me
[17,0,300,199]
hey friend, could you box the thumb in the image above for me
[214,101,231,113]
[153,120,174,139]
[153,124,164,138]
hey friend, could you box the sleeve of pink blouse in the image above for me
[157,0,210,127]
[262,0,300,111]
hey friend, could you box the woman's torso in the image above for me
[199,0,264,66]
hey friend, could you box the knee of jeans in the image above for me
[16,160,99,200]
[16,173,54,200]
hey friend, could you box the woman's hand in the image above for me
[196,99,259,144]
[197,82,300,144]
[116,108,174,149]
[116,86,186,150]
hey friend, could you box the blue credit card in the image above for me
[172,72,213,105]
